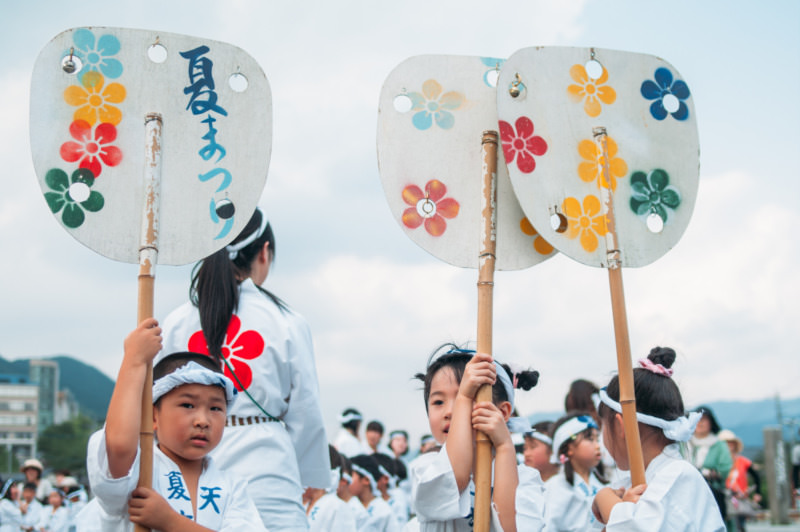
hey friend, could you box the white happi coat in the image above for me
[334,429,368,458]
[20,498,43,530]
[160,278,330,530]
[604,444,725,531]
[306,492,357,531]
[0,498,22,532]
[37,504,69,532]
[362,496,399,532]
[410,444,545,531]
[78,429,265,531]
[543,469,605,531]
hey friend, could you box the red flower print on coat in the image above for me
[59,119,122,178]
[187,314,264,391]
[401,179,460,237]
[499,116,548,174]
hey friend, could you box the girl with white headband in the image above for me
[159,207,330,531]
[78,321,265,530]
[542,412,607,531]
[0,479,22,532]
[523,421,559,482]
[335,408,369,457]
[304,445,357,531]
[406,345,545,532]
[591,346,725,531]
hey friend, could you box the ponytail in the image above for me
[189,208,287,361]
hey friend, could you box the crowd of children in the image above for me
[15,328,749,531]
[9,214,749,531]
[0,460,86,532]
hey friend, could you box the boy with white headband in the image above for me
[304,445,357,531]
[592,346,725,531]
[78,319,265,531]
[348,454,397,531]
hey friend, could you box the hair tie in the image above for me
[559,454,568,464]
[598,387,700,441]
[638,358,674,377]
[227,212,268,260]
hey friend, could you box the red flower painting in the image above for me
[60,119,122,178]
[401,179,460,237]
[499,116,547,174]
[187,315,264,391]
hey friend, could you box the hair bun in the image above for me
[515,369,540,391]
[647,346,676,369]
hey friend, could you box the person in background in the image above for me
[18,459,52,504]
[543,413,607,531]
[304,445,357,531]
[19,482,43,532]
[37,488,69,532]
[719,429,761,532]
[523,421,559,483]
[349,454,398,532]
[0,478,23,532]
[373,453,410,529]
[388,430,411,466]
[690,405,733,525]
[335,408,369,458]
[565,379,615,479]
[366,421,393,456]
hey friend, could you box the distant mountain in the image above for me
[0,355,114,422]
[530,396,800,452]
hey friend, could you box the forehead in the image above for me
[430,366,458,391]
[162,382,226,402]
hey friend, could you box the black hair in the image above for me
[598,346,685,441]
[189,208,286,362]
[414,343,539,411]
[0,480,13,501]
[350,454,384,485]
[525,420,555,449]
[366,420,384,434]
[694,405,721,435]
[328,445,345,475]
[340,455,353,477]
[372,453,397,481]
[152,352,225,407]
[552,412,607,487]
[22,482,36,491]
[565,379,600,423]
[341,407,362,432]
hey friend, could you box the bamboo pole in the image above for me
[473,130,498,532]
[135,113,162,532]
[593,127,646,486]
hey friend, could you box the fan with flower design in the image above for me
[30,27,271,529]
[377,54,557,532]
[496,46,700,486]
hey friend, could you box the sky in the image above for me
[1,0,798,448]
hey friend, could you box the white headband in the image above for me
[0,479,13,499]
[550,415,598,464]
[152,361,237,408]
[598,388,700,442]
[338,412,362,424]
[351,463,381,497]
[328,467,341,492]
[227,212,268,260]
[491,360,532,434]
[526,429,553,447]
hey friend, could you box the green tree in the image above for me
[37,414,98,476]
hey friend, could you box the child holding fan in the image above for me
[592,346,725,531]
[409,345,544,532]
